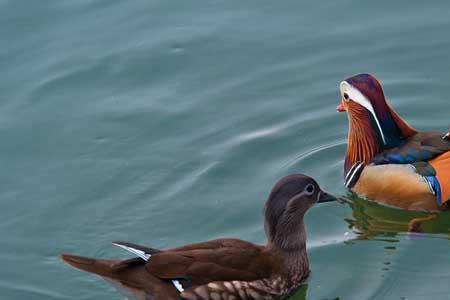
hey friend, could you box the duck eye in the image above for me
[343,93,349,101]
[305,184,314,195]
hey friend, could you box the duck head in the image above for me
[264,174,336,251]
[337,74,417,173]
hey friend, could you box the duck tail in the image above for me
[61,253,120,279]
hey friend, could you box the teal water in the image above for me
[1,1,450,299]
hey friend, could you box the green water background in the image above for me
[1,1,450,299]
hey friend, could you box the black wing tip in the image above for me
[112,241,128,246]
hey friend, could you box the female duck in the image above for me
[337,73,450,211]
[62,174,335,300]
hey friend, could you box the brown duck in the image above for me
[61,174,336,300]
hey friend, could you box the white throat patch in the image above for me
[340,81,386,145]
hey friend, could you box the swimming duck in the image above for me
[337,73,450,211]
[61,174,336,300]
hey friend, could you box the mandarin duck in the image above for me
[337,73,450,212]
[61,174,336,300]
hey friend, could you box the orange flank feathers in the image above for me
[430,151,450,205]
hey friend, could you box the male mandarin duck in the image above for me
[337,73,450,211]
[61,174,336,300]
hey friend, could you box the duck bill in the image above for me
[336,102,346,112]
[318,191,337,203]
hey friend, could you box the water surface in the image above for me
[1,1,450,299]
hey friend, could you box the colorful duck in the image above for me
[61,174,336,300]
[337,73,450,211]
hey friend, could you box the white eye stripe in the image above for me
[339,81,386,145]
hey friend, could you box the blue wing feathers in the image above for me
[372,132,450,165]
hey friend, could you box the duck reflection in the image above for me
[287,284,308,300]
[341,192,450,238]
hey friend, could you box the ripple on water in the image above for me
[2,1,450,300]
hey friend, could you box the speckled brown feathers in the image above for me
[344,102,381,173]
[61,174,336,300]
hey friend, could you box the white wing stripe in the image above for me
[112,243,151,261]
[112,243,184,293]
[113,243,184,293]
[345,163,363,188]
[172,280,184,292]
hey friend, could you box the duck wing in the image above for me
[372,132,450,171]
[145,238,275,287]
[62,239,277,299]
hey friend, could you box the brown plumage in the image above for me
[345,102,381,171]
[61,174,336,300]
